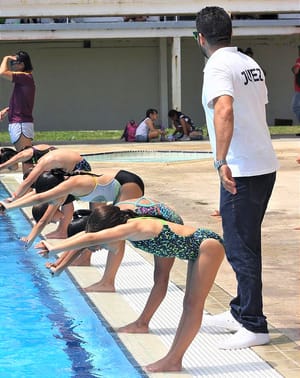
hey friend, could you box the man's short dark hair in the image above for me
[196,6,232,45]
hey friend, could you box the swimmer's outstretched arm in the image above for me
[1,179,75,210]
[0,147,32,171]
[22,204,61,248]
[34,219,156,256]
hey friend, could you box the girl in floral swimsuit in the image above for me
[36,204,224,374]
[44,196,184,333]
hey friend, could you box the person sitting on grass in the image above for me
[35,204,224,373]
[135,108,165,142]
[168,109,195,141]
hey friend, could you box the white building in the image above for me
[0,1,299,131]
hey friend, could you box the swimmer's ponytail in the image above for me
[64,170,103,178]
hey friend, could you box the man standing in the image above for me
[291,45,300,123]
[195,7,279,349]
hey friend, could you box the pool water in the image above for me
[0,183,144,378]
[84,150,212,163]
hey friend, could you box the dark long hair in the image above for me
[16,50,33,72]
[52,169,102,179]
[0,147,17,163]
[35,171,65,193]
[86,204,138,233]
[67,209,92,237]
[32,203,49,222]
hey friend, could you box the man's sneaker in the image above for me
[219,327,270,349]
[204,310,242,332]
[180,135,190,141]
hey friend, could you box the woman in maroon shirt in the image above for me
[0,50,35,171]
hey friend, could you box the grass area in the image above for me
[0,125,299,144]
[0,130,123,143]
[269,125,300,135]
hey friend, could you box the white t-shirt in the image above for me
[202,47,279,177]
[135,117,150,137]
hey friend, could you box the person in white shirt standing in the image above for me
[195,6,279,350]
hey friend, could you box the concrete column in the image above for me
[171,36,181,111]
[159,37,169,129]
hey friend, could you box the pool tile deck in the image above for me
[1,137,299,377]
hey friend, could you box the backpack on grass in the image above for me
[121,120,138,142]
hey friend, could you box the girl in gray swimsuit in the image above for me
[0,169,144,212]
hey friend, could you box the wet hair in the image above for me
[146,108,158,118]
[196,6,232,45]
[15,50,33,72]
[67,209,92,237]
[168,109,179,118]
[86,205,138,233]
[0,147,18,164]
[32,203,49,222]
[34,171,65,193]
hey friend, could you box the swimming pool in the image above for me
[0,183,145,378]
[84,150,212,163]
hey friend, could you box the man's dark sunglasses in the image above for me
[193,31,199,40]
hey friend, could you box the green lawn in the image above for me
[0,130,123,143]
[0,125,299,144]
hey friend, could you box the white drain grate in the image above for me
[91,245,282,378]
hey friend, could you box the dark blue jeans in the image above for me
[220,172,276,333]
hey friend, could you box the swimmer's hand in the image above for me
[35,240,53,257]
[20,236,33,249]
[6,193,17,203]
[49,266,62,277]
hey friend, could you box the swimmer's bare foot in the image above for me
[84,281,116,293]
[145,357,182,373]
[46,230,67,239]
[210,209,221,217]
[118,321,149,334]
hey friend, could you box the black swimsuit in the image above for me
[114,170,145,194]
[24,146,56,165]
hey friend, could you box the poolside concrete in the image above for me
[1,137,299,377]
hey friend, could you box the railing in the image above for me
[0,0,299,18]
